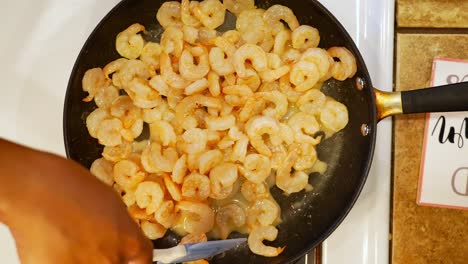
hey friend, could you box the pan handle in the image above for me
[374,82,468,121]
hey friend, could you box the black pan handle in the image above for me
[374,82,468,121]
[401,82,468,113]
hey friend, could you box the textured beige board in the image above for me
[397,0,468,28]
[393,34,468,264]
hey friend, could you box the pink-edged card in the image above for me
[418,57,468,210]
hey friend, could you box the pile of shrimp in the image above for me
[83,0,356,258]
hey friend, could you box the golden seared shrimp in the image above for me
[291,25,320,51]
[141,220,167,240]
[182,25,199,44]
[223,84,254,97]
[327,47,357,81]
[193,0,226,29]
[140,42,162,70]
[230,134,249,163]
[102,141,132,162]
[82,68,110,102]
[297,88,327,115]
[135,181,165,214]
[128,205,152,221]
[127,77,162,109]
[181,128,208,154]
[276,146,308,194]
[205,115,236,131]
[264,5,299,31]
[259,55,290,83]
[211,36,237,57]
[122,188,137,207]
[142,99,171,123]
[243,154,271,184]
[182,172,211,201]
[223,30,241,44]
[238,72,261,92]
[278,123,295,145]
[103,58,128,78]
[94,85,119,109]
[198,149,223,175]
[216,203,246,239]
[207,71,221,97]
[294,143,317,171]
[186,152,201,172]
[273,30,291,56]
[160,26,184,58]
[90,158,114,186]
[120,119,144,143]
[246,198,280,227]
[114,160,146,190]
[164,175,182,201]
[176,201,215,234]
[156,1,183,28]
[255,91,288,120]
[209,47,235,76]
[180,233,208,244]
[233,44,268,78]
[236,9,267,45]
[300,48,332,79]
[245,116,281,157]
[141,142,178,173]
[180,45,210,81]
[241,181,269,202]
[184,78,209,96]
[223,0,254,15]
[97,118,124,147]
[287,112,321,145]
[278,74,302,103]
[320,99,349,133]
[149,75,170,97]
[155,200,176,228]
[175,94,222,129]
[258,33,275,53]
[86,108,110,138]
[209,163,238,200]
[172,154,188,184]
[198,27,218,44]
[116,23,145,60]
[248,226,284,257]
[282,48,302,64]
[290,61,320,92]
[238,97,266,122]
[181,0,201,27]
[149,120,177,147]
[160,52,190,90]
[110,96,142,129]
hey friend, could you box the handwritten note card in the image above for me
[418,58,468,210]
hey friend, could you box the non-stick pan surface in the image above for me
[63,0,377,263]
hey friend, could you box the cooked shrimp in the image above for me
[230,134,249,162]
[185,78,209,95]
[290,61,320,92]
[278,123,295,145]
[263,5,299,31]
[182,172,211,201]
[175,95,221,130]
[327,47,357,81]
[128,204,152,221]
[273,30,291,56]
[140,42,162,70]
[90,158,114,186]
[103,58,128,78]
[291,25,320,51]
[241,181,269,202]
[294,143,317,171]
[160,52,190,90]
[236,9,267,45]
[172,154,188,184]
[276,146,309,194]
[182,25,199,44]
[110,96,142,129]
[135,181,165,214]
[207,71,221,97]
[300,48,332,79]
[114,160,146,191]
[243,154,271,184]
[223,84,253,97]
[94,85,119,109]
[255,91,288,120]
[233,44,268,78]
[180,45,210,81]
[320,99,349,132]
[247,198,280,228]
[198,149,223,175]
[82,68,110,102]
[222,30,241,44]
[287,112,321,145]
[205,115,235,131]
[278,74,302,103]
[237,73,261,92]
[127,77,162,109]
[116,23,145,60]
[164,174,182,202]
[238,97,266,122]
[179,233,208,244]
[198,27,218,44]
[86,108,110,138]
[141,142,178,173]
[209,47,235,76]
[102,141,132,162]
[223,0,254,15]
[156,1,183,28]
[216,203,246,239]
[248,226,284,257]
[176,201,215,234]
[181,0,201,27]
[97,118,124,147]
[155,200,176,228]
[209,163,238,200]
[181,128,208,154]
[150,120,177,147]
[245,116,281,157]
[141,220,167,240]
[297,89,326,115]
[193,0,226,29]
[160,26,184,58]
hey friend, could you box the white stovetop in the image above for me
[0,0,394,263]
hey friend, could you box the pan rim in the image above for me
[62,0,378,262]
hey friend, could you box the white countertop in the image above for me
[0,0,394,263]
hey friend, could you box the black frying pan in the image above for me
[62,0,468,263]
